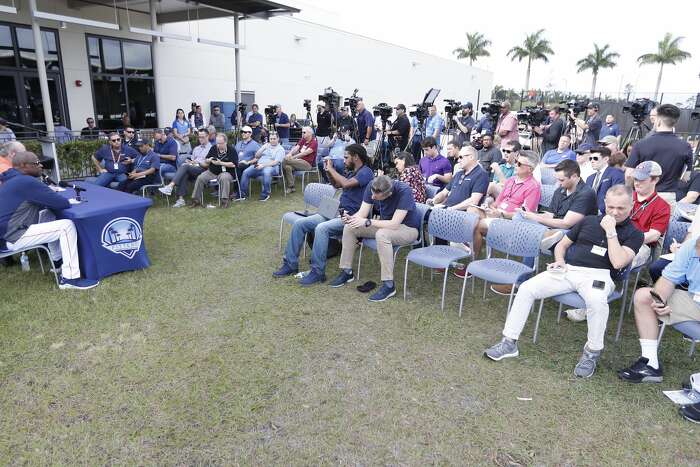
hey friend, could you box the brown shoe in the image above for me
[188,199,202,208]
[221,199,230,209]
[490,284,514,296]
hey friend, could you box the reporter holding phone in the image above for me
[618,236,700,383]
[484,185,644,378]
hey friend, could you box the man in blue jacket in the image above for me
[0,151,99,289]
[585,146,625,214]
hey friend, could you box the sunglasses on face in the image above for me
[30,160,42,166]
[589,156,600,161]
[241,131,251,134]
[125,130,134,134]
[110,138,121,142]
[516,161,530,168]
[502,149,513,154]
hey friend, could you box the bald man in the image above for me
[0,141,26,175]
[0,151,99,289]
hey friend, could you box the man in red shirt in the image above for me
[495,101,519,149]
[282,126,317,193]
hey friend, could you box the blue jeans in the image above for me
[280,137,289,146]
[283,215,344,275]
[241,165,279,197]
[161,163,176,180]
[93,171,127,187]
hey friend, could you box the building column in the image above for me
[28,0,54,135]
[234,14,241,107]
[150,0,166,128]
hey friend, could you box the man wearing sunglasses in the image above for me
[122,127,138,149]
[232,126,261,195]
[0,151,99,289]
[585,146,625,214]
[281,126,317,194]
[90,132,139,188]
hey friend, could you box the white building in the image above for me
[0,0,492,135]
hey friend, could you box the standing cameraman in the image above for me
[274,105,291,145]
[386,104,411,152]
[496,101,519,149]
[246,104,264,142]
[338,106,354,134]
[425,105,445,147]
[572,102,602,147]
[540,107,564,153]
[452,103,475,148]
[316,102,333,147]
[356,99,376,145]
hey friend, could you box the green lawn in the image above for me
[1,191,699,465]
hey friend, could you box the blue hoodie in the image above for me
[0,169,70,247]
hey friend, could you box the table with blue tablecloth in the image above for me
[56,182,153,280]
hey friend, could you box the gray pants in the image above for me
[192,170,234,200]
[172,164,204,197]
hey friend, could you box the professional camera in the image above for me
[691,111,700,120]
[561,99,589,115]
[444,99,462,119]
[622,98,656,124]
[238,102,247,114]
[303,99,311,112]
[344,89,361,115]
[409,104,429,123]
[517,106,549,127]
[264,105,276,124]
[373,103,393,121]
[318,87,341,112]
[480,102,501,120]
[470,134,484,151]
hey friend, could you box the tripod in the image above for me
[373,118,392,173]
[564,114,580,150]
[621,121,649,151]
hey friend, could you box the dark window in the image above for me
[123,42,152,77]
[14,27,60,70]
[0,25,14,67]
[92,76,126,130]
[126,78,157,127]
[101,38,122,74]
[87,36,100,73]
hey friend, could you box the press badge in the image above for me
[114,163,119,170]
[239,151,244,158]
[591,245,607,256]
[500,202,509,210]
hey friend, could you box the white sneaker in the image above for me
[565,308,588,322]
[158,185,173,196]
[172,198,186,208]
[540,230,565,254]
[206,204,217,209]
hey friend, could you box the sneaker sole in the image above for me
[484,349,519,361]
[368,289,396,302]
[59,282,99,290]
[300,278,326,287]
[679,409,700,424]
[489,285,513,296]
[330,277,354,288]
[272,272,298,278]
[565,313,587,323]
[617,372,663,383]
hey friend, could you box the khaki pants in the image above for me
[192,170,234,200]
[339,223,418,281]
[282,158,312,188]
[660,289,700,325]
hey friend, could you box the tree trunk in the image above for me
[470,58,473,67]
[524,57,531,97]
[653,63,664,100]
[590,72,597,98]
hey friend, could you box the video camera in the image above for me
[373,103,393,121]
[561,99,589,115]
[344,89,361,116]
[318,87,341,112]
[480,102,501,121]
[238,102,247,115]
[303,99,311,112]
[622,98,656,124]
[691,111,700,120]
[264,105,276,124]
[409,88,441,126]
[517,106,549,127]
[444,99,462,119]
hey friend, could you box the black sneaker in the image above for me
[617,357,663,383]
[679,402,700,424]
[329,270,354,288]
[272,262,298,278]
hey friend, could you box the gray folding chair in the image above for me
[539,184,557,210]
[278,183,337,251]
[658,320,700,357]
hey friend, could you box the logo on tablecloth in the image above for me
[101,217,143,259]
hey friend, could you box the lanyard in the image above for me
[111,148,122,163]
[631,194,658,220]
[503,179,526,200]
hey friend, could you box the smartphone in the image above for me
[592,280,606,290]
[649,290,665,305]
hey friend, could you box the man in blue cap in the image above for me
[452,102,475,147]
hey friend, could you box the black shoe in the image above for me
[679,402,700,424]
[273,262,298,278]
[329,270,354,287]
[617,357,663,383]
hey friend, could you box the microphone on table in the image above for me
[59,181,86,201]
[41,174,58,186]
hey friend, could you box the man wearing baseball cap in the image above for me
[452,102,475,147]
[316,101,333,146]
[570,102,602,147]
[574,143,595,181]
[385,104,410,152]
[597,135,620,153]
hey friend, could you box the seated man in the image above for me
[574,143,595,181]
[320,128,354,177]
[444,139,461,170]
[419,137,452,189]
[476,133,503,178]
[158,129,212,207]
[472,150,542,256]
[484,185,644,377]
[428,145,488,212]
[0,141,25,175]
[233,125,262,186]
[541,135,576,168]
[0,151,99,289]
[190,133,238,208]
[90,132,139,188]
[239,131,285,201]
[153,128,179,179]
[486,140,519,200]
[273,143,374,286]
[119,138,160,194]
[677,170,700,204]
[597,135,620,153]
[618,236,700,383]
[329,175,422,302]
[281,126,317,194]
[585,146,625,214]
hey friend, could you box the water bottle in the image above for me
[20,252,30,272]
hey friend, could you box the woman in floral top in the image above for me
[394,151,426,203]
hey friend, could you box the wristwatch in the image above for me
[606,232,618,239]
[365,219,372,228]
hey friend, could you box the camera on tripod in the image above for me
[480,102,501,120]
[237,102,247,115]
[303,99,311,112]
[622,98,655,123]
[444,99,462,119]
[517,106,549,127]
[318,87,341,112]
[561,99,589,115]
[344,89,361,115]
[691,111,700,120]
[264,105,276,124]
[373,103,393,121]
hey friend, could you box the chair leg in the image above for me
[440,269,449,312]
[36,249,45,274]
[357,243,364,282]
[403,257,410,301]
[656,322,666,349]
[615,279,630,342]
[482,280,488,300]
[690,340,697,357]
[533,299,545,343]
[278,218,285,251]
[506,285,516,317]
[627,272,641,315]
[459,268,469,317]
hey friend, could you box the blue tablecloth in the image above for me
[56,182,153,280]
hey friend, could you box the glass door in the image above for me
[0,72,22,134]
[21,72,65,134]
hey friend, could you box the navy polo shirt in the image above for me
[339,165,373,215]
[94,144,139,174]
[132,150,160,173]
[625,131,693,192]
[444,164,489,207]
[276,112,290,139]
[247,112,264,137]
[362,180,421,230]
[153,137,178,167]
[357,109,376,141]
[235,139,261,162]
[565,215,644,280]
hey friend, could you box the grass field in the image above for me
[1,190,699,465]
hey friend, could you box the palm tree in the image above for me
[637,33,691,100]
[506,29,554,95]
[576,43,620,98]
[452,32,491,66]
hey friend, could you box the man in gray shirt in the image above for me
[477,133,503,177]
[209,106,226,132]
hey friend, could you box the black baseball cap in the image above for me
[587,102,600,110]
[394,104,406,111]
[462,102,473,109]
